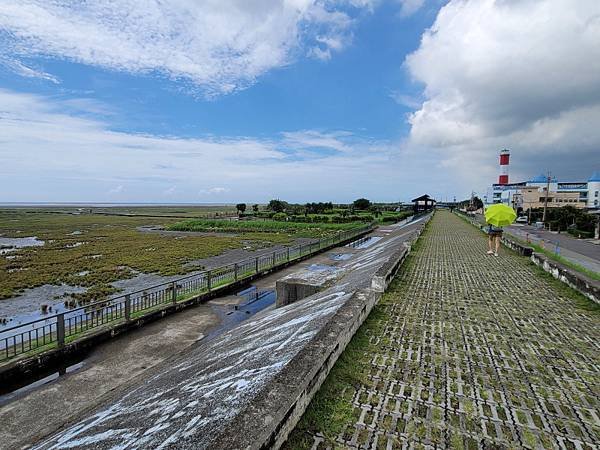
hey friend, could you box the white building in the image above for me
[486,171,600,210]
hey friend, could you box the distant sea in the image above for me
[0,202,234,207]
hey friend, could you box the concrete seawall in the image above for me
[33,214,432,450]
[531,252,600,304]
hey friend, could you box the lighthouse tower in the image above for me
[498,149,510,185]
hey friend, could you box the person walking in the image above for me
[486,224,503,256]
[483,203,516,257]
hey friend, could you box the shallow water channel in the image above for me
[0,285,276,404]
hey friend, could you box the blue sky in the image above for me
[1,0,599,204]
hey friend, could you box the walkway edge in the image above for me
[454,211,600,304]
[212,215,432,450]
[531,252,600,304]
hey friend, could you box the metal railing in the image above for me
[0,224,373,362]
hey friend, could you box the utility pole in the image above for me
[542,171,551,225]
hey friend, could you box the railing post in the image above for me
[255,257,259,273]
[287,247,290,262]
[234,263,238,281]
[172,282,177,304]
[207,271,212,291]
[57,313,65,348]
[272,251,276,267]
[299,244,303,256]
[125,294,131,322]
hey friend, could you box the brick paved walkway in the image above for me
[289,210,600,449]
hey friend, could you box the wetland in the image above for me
[0,206,348,321]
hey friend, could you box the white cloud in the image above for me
[0,88,463,203]
[281,130,353,152]
[388,90,422,109]
[163,185,177,197]
[0,57,60,84]
[199,187,230,196]
[397,0,426,17]
[0,1,372,95]
[404,0,600,188]
[108,185,124,195]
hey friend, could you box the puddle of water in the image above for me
[65,241,85,248]
[347,236,383,250]
[206,287,276,340]
[0,360,86,406]
[237,286,257,296]
[307,263,337,272]
[0,284,87,321]
[0,236,45,255]
[329,253,353,261]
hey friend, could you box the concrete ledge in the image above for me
[530,252,600,304]
[213,289,380,450]
[372,216,431,293]
[276,265,345,307]
[501,235,534,257]
[215,214,434,449]
[371,246,409,292]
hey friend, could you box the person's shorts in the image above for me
[488,230,503,237]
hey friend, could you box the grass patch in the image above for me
[284,306,390,449]
[168,218,363,236]
[527,261,600,314]
[0,209,313,302]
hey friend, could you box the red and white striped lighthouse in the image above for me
[498,148,510,185]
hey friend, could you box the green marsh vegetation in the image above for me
[0,208,332,303]
[168,218,363,235]
[234,198,412,226]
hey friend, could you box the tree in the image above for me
[369,205,382,217]
[353,198,371,210]
[252,204,259,213]
[236,203,247,215]
[268,199,287,213]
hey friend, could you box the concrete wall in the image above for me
[214,214,433,449]
[530,252,600,305]
[32,214,433,450]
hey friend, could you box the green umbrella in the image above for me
[484,203,516,227]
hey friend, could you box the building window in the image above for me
[595,191,599,197]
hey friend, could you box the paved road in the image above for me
[289,210,600,449]
[506,224,600,273]
[507,224,599,259]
